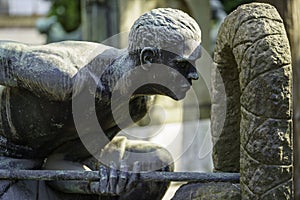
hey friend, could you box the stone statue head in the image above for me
[128,8,202,100]
[128,8,201,53]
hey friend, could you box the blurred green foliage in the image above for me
[48,0,81,32]
[220,0,253,13]
[46,0,254,33]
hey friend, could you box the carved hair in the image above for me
[128,8,201,53]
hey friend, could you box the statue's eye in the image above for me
[177,61,189,68]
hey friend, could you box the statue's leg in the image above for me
[42,139,101,199]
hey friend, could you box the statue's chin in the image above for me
[168,91,187,100]
[133,85,189,100]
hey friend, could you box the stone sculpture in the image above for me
[0,8,201,200]
[213,3,293,199]
[173,3,293,199]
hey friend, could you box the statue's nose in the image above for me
[188,72,199,80]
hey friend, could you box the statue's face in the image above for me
[134,40,201,100]
[162,40,201,100]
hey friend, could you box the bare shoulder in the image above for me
[0,40,122,100]
[0,40,118,75]
[27,41,117,74]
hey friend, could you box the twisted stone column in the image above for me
[213,3,293,199]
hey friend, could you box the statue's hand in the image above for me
[91,160,141,196]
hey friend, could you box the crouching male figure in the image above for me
[0,8,201,200]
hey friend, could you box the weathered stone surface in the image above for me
[236,34,291,91]
[242,117,292,165]
[211,61,241,172]
[240,65,291,119]
[171,182,241,200]
[240,146,292,195]
[212,3,293,199]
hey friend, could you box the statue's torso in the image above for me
[0,86,150,160]
[0,86,74,158]
[0,41,150,160]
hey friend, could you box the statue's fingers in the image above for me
[99,165,108,194]
[109,161,118,194]
[116,160,128,195]
[150,160,161,171]
[126,161,141,190]
[156,160,165,171]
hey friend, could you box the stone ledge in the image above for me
[172,182,241,200]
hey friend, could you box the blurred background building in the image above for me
[0,0,50,44]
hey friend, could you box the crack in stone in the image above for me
[259,178,292,198]
[240,63,290,95]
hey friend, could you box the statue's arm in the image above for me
[0,41,100,101]
[44,137,141,196]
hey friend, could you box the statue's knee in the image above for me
[99,137,174,172]
[124,140,174,172]
[117,141,173,200]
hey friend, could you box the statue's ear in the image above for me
[140,47,156,71]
